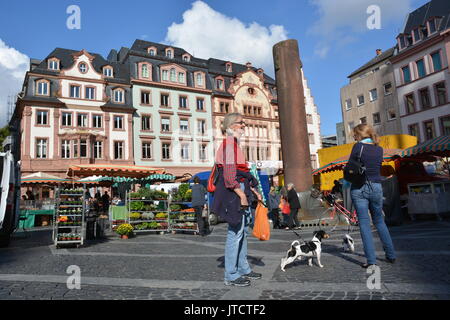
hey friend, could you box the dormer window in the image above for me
[113,88,125,104]
[36,79,50,96]
[147,46,157,56]
[182,54,191,62]
[398,35,406,50]
[257,68,264,76]
[78,62,88,74]
[195,72,204,88]
[225,62,232,73]
[139,62,152,80]
[216,78,224,90]
[165,48,174,59]
[428,19,437,34]
[48,58,59,70]
[413,28,420,43]
[103,66,113,77]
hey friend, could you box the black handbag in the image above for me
[343,144,366,188]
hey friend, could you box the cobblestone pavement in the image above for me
[1,219,450,300]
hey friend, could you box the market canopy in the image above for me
[312,148,401,176]
[67,164,166,179]
[21,172,71,185]
[396,135,450,158]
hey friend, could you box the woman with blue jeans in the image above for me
[212,113,262,287]
[349,124,396,268]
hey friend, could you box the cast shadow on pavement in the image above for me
[216,255,266,268]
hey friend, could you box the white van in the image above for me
[0,150,20,247]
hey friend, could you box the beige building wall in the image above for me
[341,59,402,143]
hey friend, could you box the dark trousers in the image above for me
[288,208,300,228]
[194,206,207,235]
[269,209,281,228]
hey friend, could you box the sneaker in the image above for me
[224,277,251,287]
[242,271,262,280]
[386,257,396,264]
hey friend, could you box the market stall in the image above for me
[395,135,450,220]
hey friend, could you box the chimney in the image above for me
[376,49,382,56]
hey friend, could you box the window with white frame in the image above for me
[162,70,168,81]
[178,72,185,83]
[387,109,397,121]
[62,112,72,126]
[141,91,151,105]
[196,98,204,111]
[80,139,87,157]
[196,73,203,86]
[369,89,378,102]
[199,144,207,160]
[61,140,71,159]
[92,115,102,128]
[383,82,392,95]
[180,119,189,132]
[161,117,170,132]
[114,141,124,160]
[113,89,124,103]
[166,50,173,59]
[170,68,176,82]
[179,96,188,109]
[197,120,206,135]
[70,85,80,98]
[162,143,171,159]
[36,139,47,159]
[48,59,59,70]
[161,94,169,107]
[78,62,87,73]
[37,81,49,96]
[73,140,78,158]
[85,87,95,100]
[113,116,124,129]
[93,141,102,159]
[141,64,149,78]
[373,112,381,125]
[141,115,151,131]
[103,67,113,77]
[142,141,152,159]
[216,79,224,90]
[77,114,88,127]
[181,143,190,160]
[148,48,155,56]
[36,110,48,125]
[357,95,365,106]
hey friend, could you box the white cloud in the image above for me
[308,0,413,58]
[165,0,288,75]
[0,39,28,127]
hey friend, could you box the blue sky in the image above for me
[0,0,430,134]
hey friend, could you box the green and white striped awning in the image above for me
[397,135,450,158]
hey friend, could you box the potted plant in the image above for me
[116,223,134,239]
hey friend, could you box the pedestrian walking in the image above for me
[279,195,291,229]
[268,187,281,229]
[349,124,396,268]
[287,183,301,230]
[101,191,110,216]
[212,112,262,287]
[191,176,208,236]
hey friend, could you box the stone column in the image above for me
[273,39,312,192]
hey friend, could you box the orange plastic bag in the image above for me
[252,202,270,241]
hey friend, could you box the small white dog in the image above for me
[280,230,330,271]
[342,234,355,253]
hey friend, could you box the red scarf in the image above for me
[215,136,249,172]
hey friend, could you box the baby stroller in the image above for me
[320,192,358,231]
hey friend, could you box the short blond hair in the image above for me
[221,113,243,134]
